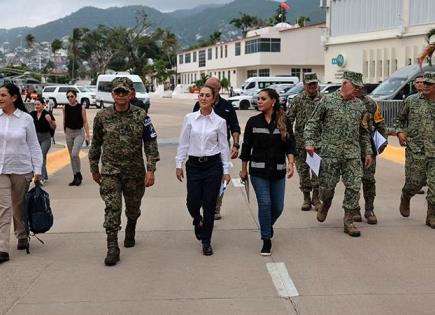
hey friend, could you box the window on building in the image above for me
[291,68,301,78]
[220,46,223,58]
[216,47,219,59]
[218,72,221,80]
[378,61,383,77]
[258,68,270,77]
[228,70,231,83]
[179,54,183,64]
[371,61,375,78]
[394,59,398,71]
[385,60,390,76]
[207,48,212,60]
[247,70,258,78]
[185,53,191,64]
[235,42,241,56]
[225,45,228,58]
[408,58,412,65]
[245,38,281,54]
[302,68,312,74]
[363,61,369,77]
[198,50,206,67]
[193,51,197,63]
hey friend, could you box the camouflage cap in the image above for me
[111,77,133,92]
[423,71,435,84]
[303,72,319,84]
[342,70,364,87]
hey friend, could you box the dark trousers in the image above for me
[186,156,223,244]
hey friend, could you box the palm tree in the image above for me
[154,28,179,68]
[25,34,35,48]
[69,27,88,80]
[51,39,63,55]
[230,13,264,38]
[296,16,311,27]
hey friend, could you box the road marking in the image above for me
[231,178,245,187]
[266,262,299,298]
[47,148,88,175]
[379,145,405,165]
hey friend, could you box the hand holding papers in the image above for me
[219,180,228,197]
[373,131,387,154]
[305,152,322,176]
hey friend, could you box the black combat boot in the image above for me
[124,219,137,248]
[75,172,83,186]
[301,192,312,211]
[68,174,78,186]
[104,233,120,266]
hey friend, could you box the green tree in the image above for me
[25,34,35,48]
[230,13,265,38]
[68,27,89,80]
[51,39,63,54]
[269,4,289,25]
[220,77,230,93]
[296,16,311,27]
[153,28,179,69]
[194,73,209,88]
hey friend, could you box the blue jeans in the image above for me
[250,175,285,240]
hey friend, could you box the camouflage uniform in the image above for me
[396,93,427,198]
[420,72,435,227]
[89,81,160,235]
[358,95,387,214]
[304,71,372,235]
[287,90,323,194]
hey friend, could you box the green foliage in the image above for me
[296,16,311,27]
[269,5,288,25]
[220,77,230,92]
[230,13,265,37]
[193,73,210,88]
[51,39,63,54]
[25,34,35,48]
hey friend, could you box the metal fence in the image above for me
[378,100,404,129]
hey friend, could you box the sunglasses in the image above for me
[67,95,75,99]
[113,89,129,96]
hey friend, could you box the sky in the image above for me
[0,0,236,29]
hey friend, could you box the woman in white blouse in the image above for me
[176,85,231,256]
[0,82,43,264]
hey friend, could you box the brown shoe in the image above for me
[317,200,331,222]
[364,211,378,225]
[352,209,362,222]
[301,192,312,211]
[399,194,410,217]
[343,214,361,237]
[427,204,435,229]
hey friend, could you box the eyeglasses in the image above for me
[67,95,75,99]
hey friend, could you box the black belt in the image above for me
[188,154,220,163]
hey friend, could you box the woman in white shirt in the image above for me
[176,85,231,256]
[0,82,43,264]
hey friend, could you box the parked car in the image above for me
[320,83,341,94]
[252,84,294,109]
[96,73,150,108]
[42,85,97,108]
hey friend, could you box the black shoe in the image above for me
[417,190,425,194]
[69,174,78,186]
[261,239,272,256]
[0,251,10,264]
[202,243,213,256]
[194,223,202,241]
[75,172,82,186]
[17,238,28,250]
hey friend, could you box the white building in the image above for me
[176,23,326,89]
[323,0,435,83]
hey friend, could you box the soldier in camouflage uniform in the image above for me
[396,75,428,218]
[352,89,388,224]
[399,72,435,227]
[286,72,323,211]
[304,71,373,237]
[421,72,435,228]
[89,77,160,266]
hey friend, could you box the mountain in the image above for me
[0,0,325,49]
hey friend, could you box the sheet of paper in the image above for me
[305,153,321,176]
[373,131,387,154]
[219,180,227,197]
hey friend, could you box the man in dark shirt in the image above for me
[130,87,149,112]
[193,77,241,219]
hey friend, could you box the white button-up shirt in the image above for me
[0,109,43,175]
[176,110,231,174]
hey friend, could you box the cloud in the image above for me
[0,0,233,29]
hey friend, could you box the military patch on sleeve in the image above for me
[373,104,385,123]
[361,113,369,127]
[143,116,157,141]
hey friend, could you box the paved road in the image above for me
[1,96,434,315]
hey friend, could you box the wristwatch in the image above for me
[233,143,240,149]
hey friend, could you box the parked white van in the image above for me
[96,73,150,108]
[240,76,299,95]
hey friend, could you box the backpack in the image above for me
[24,183,54,253]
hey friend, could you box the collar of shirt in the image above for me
[0,108,22,117]
[193,109,216,120]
